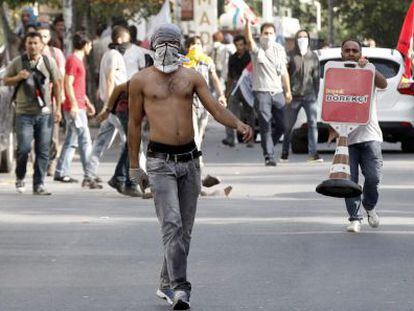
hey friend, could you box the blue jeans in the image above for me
[282,97,318,156]
[254,91,285,160]
[87,113,125,178]
[112,111,133,186]
[147,156,201,292]
[15,114,53,187]
[55,110,92,179]
[345,141,383,221]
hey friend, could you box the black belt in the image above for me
[147,149,202,163]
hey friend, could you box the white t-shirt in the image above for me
[348,92,383,145]
[98,49,128,104]
[250,42,287,93]
[123,44,146,79]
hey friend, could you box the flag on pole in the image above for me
[232,62,254,107]
[397,1,414,94]
[226,0,260,27]
[397,0,414,80]
[141,0,172,49]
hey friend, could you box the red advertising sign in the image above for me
[321,62,375,125]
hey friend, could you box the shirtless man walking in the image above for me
[128,24,252,310]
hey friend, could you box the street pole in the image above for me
[262,0,273,22]
[328,0,334,46]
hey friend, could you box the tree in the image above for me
[334,0,411,47]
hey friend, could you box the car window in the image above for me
[319,58,400,79]
[368,58,400,79]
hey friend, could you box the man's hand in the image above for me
[54,110,62,123]
[285,91,293,104]
[218,95,227,107]
[236,121,253,143]
[17,70,30,81]
[327,126,339,146]
[129,168,149,193]
[70,106,78,120]
[96,109,110,123]
[358,56,369,68]
[86,103,96,117]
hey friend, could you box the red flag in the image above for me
[397,0,414,79]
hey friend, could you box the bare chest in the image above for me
[144,75,194,101]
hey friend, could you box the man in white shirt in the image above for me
[87,26,129,191]
[331,39,387,233]
[244,19,292,166]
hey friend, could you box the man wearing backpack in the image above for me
[4,32,61,195]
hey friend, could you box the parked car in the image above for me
[0,66,14,172]
[291,47,414,153]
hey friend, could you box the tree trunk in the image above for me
[62,0,74,54]
[0,2,20,62]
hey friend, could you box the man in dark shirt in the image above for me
[222,35,253,147]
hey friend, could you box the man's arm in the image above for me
[64,74,77,119]
[281,70,292,103]
[52,78,62,123]
[97,82,127,122]
[358,57,387,89]
[105,69,115,108]
[4,70,30,86]
[313,55,320,98]
[194,71,252,142]
[244,18,256,52]
[210,69,226,106]
[128,77,144,169]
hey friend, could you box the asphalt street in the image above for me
[1,121,414,311]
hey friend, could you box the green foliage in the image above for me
[334,0,411,47]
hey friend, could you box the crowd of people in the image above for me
[1,6,386,310]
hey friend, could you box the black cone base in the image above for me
[316,179,362,198]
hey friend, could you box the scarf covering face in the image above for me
[184,45,212,69]
[151,24,183,73]
[108,42,130,55]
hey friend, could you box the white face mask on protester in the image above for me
[153,43,180,73]
[260,35,276,50]
[297,37,309,55]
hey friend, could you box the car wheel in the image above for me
[291,131,308,154]
[0,132,14,173]
[401,139,414,153]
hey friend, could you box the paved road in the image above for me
[1,122,414,311]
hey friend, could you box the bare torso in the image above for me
[130,66,198,145]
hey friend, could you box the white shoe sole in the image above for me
[16,187,26,194]
[156,289,173,305]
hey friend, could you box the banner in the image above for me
[226,0,259,27]
[397,0,414,80]
[232,62,254,107]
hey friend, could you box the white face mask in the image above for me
[260,36,276,50]
[297,37,309,55]
[154,43,180,73]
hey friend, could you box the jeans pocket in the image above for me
[147,157,166,172]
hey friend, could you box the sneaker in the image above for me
[173,290,190,310]
[346,220,361,233]
[16,179,26,193]
[156,288,174,306]
[33,185,52,196]
[265,158,277,166]
[94,176,103,183]
[122,185,142,197]
[367,209,380,228]
[279,153,289,163]
[308,154,324,163]
[222,138,235,147]
[54,176,79,183]
[108,178,126,194]
[82,178,103,189]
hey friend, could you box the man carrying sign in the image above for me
[330,39,387,233]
